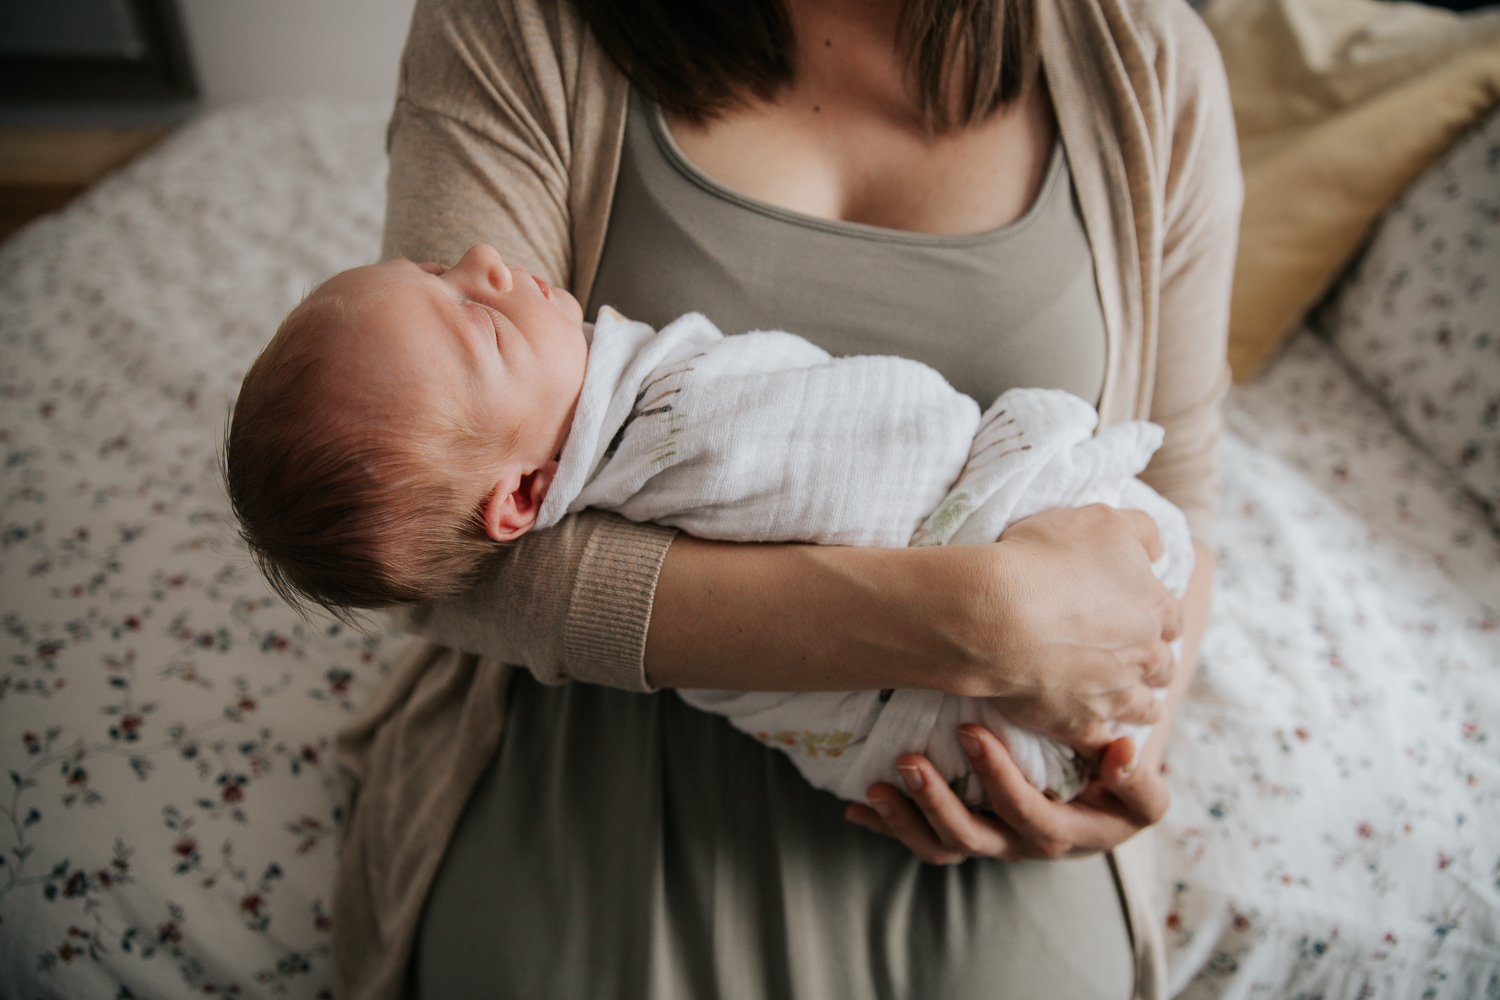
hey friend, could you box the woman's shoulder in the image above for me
[399,0,600,122]
[1079,0,1230,101]
[1058,0,1237,191]
[1085,0,1218,56]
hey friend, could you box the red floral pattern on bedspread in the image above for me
[0,104,401,997]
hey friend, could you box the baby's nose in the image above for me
[459,243,512,292]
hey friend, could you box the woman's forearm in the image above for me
[644,535,989,694]
[645,504,1185,753]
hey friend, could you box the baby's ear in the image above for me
[482,461,559,542]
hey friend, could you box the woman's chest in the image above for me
[664,77,1058,236]
[587,92,1107,407]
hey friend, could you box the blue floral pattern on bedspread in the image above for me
[0,105,1497,1000]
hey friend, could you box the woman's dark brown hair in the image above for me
[574,0,1038,129]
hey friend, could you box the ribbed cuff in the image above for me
[562,518,677,692]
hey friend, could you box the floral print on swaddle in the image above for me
[685,386,1195,806]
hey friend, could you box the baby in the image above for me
[228,243,1192,803]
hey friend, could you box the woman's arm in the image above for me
[1136,4,1244,550]
[648,504,1181,750]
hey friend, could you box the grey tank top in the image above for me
[588,90,1107,406]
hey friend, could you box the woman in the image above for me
[333,0,1239,996]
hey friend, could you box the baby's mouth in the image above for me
[532,274,552,298]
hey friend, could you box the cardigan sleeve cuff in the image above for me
[561,517,678,692]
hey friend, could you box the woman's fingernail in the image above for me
[871,796,894,819]
[958,731,982,758]
[898,764,925,792]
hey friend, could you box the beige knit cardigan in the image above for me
[333,1,1242,997]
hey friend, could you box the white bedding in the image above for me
[1160,333,1500,997]
[0,103,1495,999]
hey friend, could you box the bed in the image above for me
[1,74,1497,1000]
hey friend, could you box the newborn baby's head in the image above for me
[226,243,587,614]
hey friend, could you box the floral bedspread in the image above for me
[1160,334,1500,998]
[0,104,1496,1000]
[0,105,401,998]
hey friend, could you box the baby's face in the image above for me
[308,244,587,469]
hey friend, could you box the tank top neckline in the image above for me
[644,95,1067,250]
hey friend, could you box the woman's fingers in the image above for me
[959,727,1084,859]
[1108,681,1164,728]
[1160,591,1184,643]
[1094,736,1172,826]
[846,734,1174,864]
[1060,676,1164,750]
[1122,507,1166,563]
[1144,637,1177,688]
[850,784,970,865]
[1155,578,1185,649]
[855,759,1019,864]
[1111,515,1181,645]
[962,728,1169,855]
[895,758,1013,859]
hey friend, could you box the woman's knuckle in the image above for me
[1143,795,1170,825]
[1159,597,1178,626]
[888,815,919,839]
[1077,720,1112,751]
[1038,838,1070,860]
[954,831,986,854]
[1024,807,1066,836]
[971,752,1001,780]
[1105,688,1136,719]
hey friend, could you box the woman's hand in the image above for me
[845,729,1169,864]
[845,542,1213,865]
[979,504,1181,751]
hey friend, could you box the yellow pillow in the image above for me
[1202,0,1500,380]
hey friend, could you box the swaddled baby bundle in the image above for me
[537,308,1194,803]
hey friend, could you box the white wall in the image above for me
[178,0,418,108]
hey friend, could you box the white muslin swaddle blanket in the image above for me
[536,309,1195,803]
